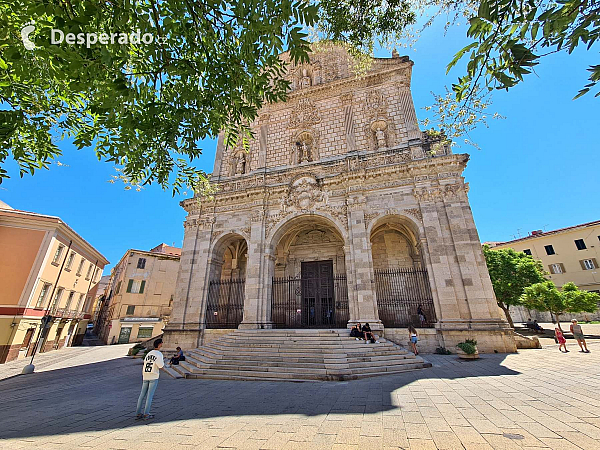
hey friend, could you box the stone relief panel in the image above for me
[288,98,321,129]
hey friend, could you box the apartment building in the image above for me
[492,220,600,321]
[95,243,180,344]
[0,201,108,363]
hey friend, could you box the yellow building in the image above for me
[0,202,108,363]
[95,244,180,345]
[491,220,600,321]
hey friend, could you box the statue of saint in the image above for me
[235,153,246,175]
[299,140,310,163]
[300,68,311,89]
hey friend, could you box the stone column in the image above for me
[346,197,381,330]
[240,210,270,328]
[163,217,214,349]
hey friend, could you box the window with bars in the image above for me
[549,263,565,274]
[76,293,85,311]
[76,257,85,275]
[582,259,597,270]
[86,263,94,279]
[52,288,64,309]
[65,291,75,310]
[137,327,153,338]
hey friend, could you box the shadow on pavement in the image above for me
[0,352,521,441]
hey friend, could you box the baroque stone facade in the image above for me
[164,45,516,353]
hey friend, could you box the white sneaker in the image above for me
[355,338,360,340]
[375,341,380,344]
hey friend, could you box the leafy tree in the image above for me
[522,281,600,330]
[448,0,600,102]
[482,245,546,327]
[0,0,413,193]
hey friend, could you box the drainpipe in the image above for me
[23,239,72,374]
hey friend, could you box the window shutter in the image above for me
[548,265,554,274]
[560,263,566,273]
[126,279,134,293]
[139,280,146,294]
[593,258,598,269]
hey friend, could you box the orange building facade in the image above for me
[0,202,109,363]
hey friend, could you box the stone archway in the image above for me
[268,214,349,328]
[369,215,436,328]
[205,233,248,328]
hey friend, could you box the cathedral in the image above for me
[163,44,516,355]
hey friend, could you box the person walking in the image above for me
[408,325,419,355]
[555,327,568,353]
[570,320,590,353]
[135,338,164,420]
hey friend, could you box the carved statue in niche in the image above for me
[300,68,311,89]
[234,152,246,175]
[291,131,316,164]
[370,120,388,150]
[296,140,311,163]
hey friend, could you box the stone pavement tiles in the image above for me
[0,342,599,449]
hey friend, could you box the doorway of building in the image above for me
[118,327,131,344]
[272,260,348,328]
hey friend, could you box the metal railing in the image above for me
[271,274,349,328]
[206,278,245,329]
[373,267,436,328]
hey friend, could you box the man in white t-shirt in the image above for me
[135,338,164,420]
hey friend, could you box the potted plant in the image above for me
[456,339,479,359]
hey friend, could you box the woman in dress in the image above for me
[555,327,568,353]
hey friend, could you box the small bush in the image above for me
[457,341,477,355]
[435,347,452,355]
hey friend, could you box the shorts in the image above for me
[574,333,584,340]
[410,336,418,344]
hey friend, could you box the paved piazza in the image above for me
[1,338,599,450]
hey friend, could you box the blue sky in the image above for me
[2,19,598,274]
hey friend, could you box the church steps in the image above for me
[171,329,430,381]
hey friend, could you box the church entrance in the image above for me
[272,260,348,328]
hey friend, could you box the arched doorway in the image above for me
[269,215,349,328]
[205,234,248,328]
[370,216,436,328]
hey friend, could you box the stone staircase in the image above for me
[165,329,431,381]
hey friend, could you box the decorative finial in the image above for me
[391,49,399,58]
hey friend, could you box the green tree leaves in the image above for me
[522,281,600,329]
[483,245,547,327]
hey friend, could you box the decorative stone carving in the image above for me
[285,176,328,211]
[290,130,319,165]
[365,89,388,117]
[370,120,388,150]
[403,208,423,222]
[235,153,246,175]
[288,98,321,129]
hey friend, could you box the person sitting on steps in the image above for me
[350,322,362,340]
[362,323,379,343]
[169,347,185,365]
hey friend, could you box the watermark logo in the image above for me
[21,22,36,50]
[20,23,161,50]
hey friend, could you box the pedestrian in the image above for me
[570,320,590,353]
[408,325,419,355]
[135,338,164,420]
[169,346,185,365]
[555,327,568,353]
[417,305,427,327]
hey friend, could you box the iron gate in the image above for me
[271,270,349,328]
[206,278,245,328]
[374,267,436,327]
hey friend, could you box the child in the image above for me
[408,325,419,355]
[555,327,568,353]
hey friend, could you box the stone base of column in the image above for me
[347,319,383,332]
[238,321,274,330]
[162,323,203,351]
[435,319,517,353]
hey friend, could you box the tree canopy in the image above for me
[482,245,546,327]
[522,281,600,329]
[1,0,597,192]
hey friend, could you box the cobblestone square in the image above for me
[1,336,599,449]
